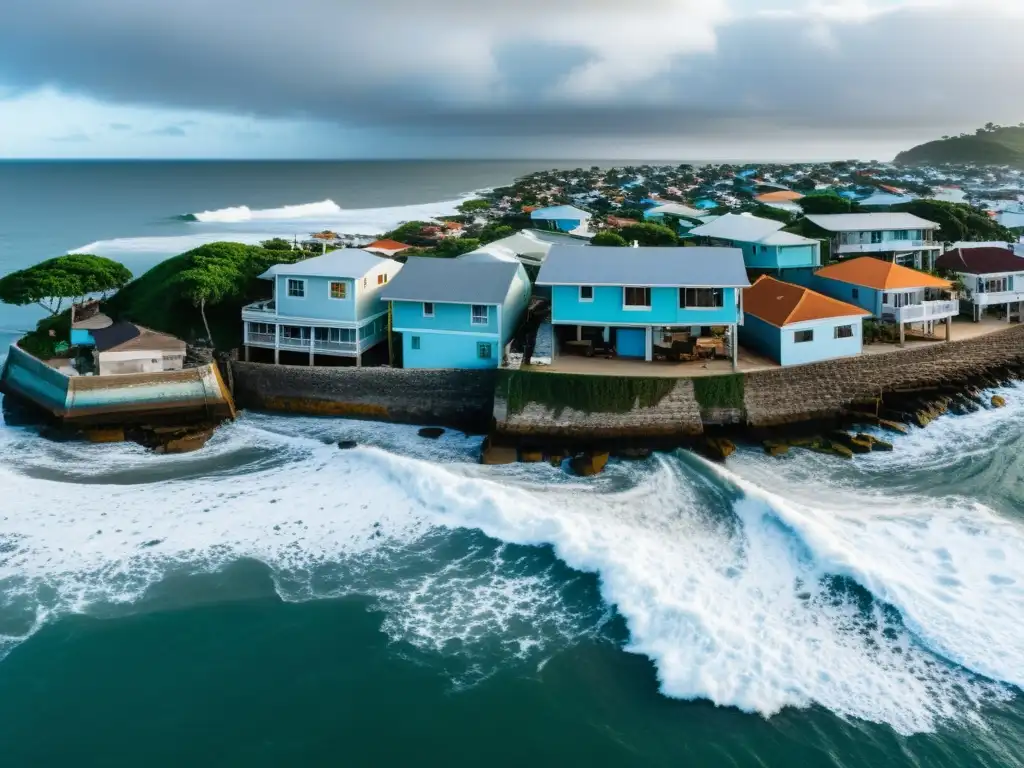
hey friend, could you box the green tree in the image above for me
[478,224,516,244]
[799,194,857,215]
[892,200,1014,242]
[430,237,482,258]
[0,254,132,315]
[457,199,492,214]
[175,264,239,344]
[260,237,294,251]
[750,204,795,224]
[615,223,679,246]
[590,231,628,247]
[381,220,436,245]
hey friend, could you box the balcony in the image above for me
[881,300,960,323]
[244,329,382,357]
[836,240,940,254]
[969,290,1024,306]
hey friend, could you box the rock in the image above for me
[519,450,544,463]
[160,428,214,454]
[85,428,125,444]
[763,441,789,457]
[417,427,445,439]
[913,410,933,428]
[830,431,873,454]
[337,440,358,450]
[481,437,517,465]
[701,438,736,461]
[876,419,908,435]
[571,451,610,477]
[827,443,855,459]
[991,395,1007,408]
[548,452,567,467]
[869,438,894,451]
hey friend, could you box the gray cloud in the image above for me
[50,131,90,143]
[144,124,188,137]
[1,1,1022,150]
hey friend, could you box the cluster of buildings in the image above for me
[239,205,1024,373]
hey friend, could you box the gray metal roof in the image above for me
[379,257,521,305]
[259,249,390,280]
[805,213,939,231]
[536,246,750,288]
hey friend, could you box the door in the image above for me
[616,328,647,358]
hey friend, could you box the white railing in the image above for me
[837,240,937,254]
[881,300,959,323]
[971,290,1024,306]
[247,332,276,346]
[314,340,358,354]
[279,336,311,349]
[243,300,276,314]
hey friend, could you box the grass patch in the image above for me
[692,374,745,410]
[503,370,676,415]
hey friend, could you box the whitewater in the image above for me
[1,385,1022,737]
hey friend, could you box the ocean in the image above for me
[0,161,1022,768]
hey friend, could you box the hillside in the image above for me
[895,125,1024,167]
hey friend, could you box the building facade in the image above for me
[241,249,399,365]
[689,213,821,271]
[804,212,942,270]
[936,246,1024,322]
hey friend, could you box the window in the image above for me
[329,281,347,299]
[579,286,594,302]
[423,302,435,317]
[834,324,854,339]
[286,278,305,298]
[851,288,859,299]
[893,230,908,241]
[411,336,421,350]
[249,322,273,336]
[681,288,724,309]
[477,342,493,359]
[623,286,651,308]
[377,273,388,285]
[870,231,883,244]
[471,305,489,324]
[314,327,354,343]
[282,325,309,340]
[983,277,1009,293]
[794,330,814,343]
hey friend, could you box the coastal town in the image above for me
[2,152,1024,463]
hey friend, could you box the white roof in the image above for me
[804,213,940,232]
[758,230,819,246]
[467,228,589,264]
[646,203,705,219]
[950,241,1011,250]
[856,193,917,207]
[689,212,785,243]
[258,249,390,280]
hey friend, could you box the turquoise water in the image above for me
[1,162,1023,767]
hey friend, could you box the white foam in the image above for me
[1,407,1022,733]
[190,199,346,223]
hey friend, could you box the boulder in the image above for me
[571,451,610,477]
[991,395,1007,408]
[701,438,736,462]
[158,428,214,455]
[548,452,567,467]
[763,441,789,457]
[876,419,908,435]
[337,440,358,450]
[481,438,517,465]
[830,431,873,454]
[85,428,125,444]
[519,450,544,463]
[417,427,445,439]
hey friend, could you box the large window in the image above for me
[623,287,651,308]
[794,330,814,343]
[471,305,489,325]
[423,302,435,317]
[870,231,883,244]
[681,288,724,309]
[579,286,594,302]
[286,278,305,298]
[893,230,909,241]
[834,325,854,339]
[281,325,309,340]
[983,277,1009,293]
[249,322,273,336]
[314,327,354,343]
[329,281,347,299]
[477,342,493,359]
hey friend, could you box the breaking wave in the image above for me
[0,398,1022,735]
[180,199,347,223]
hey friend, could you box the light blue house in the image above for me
[530,205,592,235]
[535,245,750,369]
[241,249,399,365]
[380,257,531,369]
[740,275,869,366]
[689,212,821,271]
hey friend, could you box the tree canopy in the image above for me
[891,200,1015,242]
[457,199,492,214]
[0,254,132,315]
[799,194,858,215]
[614,222,679,247]
[590,231,628,247]
[260,237,294,251]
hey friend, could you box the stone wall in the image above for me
[743,324,1024,426]
[230,361,499,431]
[494,378,704,442]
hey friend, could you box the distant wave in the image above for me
[180,199,346,224]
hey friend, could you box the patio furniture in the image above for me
[668,339,697,362]
[564,339,594,357]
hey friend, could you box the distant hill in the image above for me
[896,125,1024,167]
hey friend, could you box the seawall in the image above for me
[493,324,1024,442]
[229,361,499,432]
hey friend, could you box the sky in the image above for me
[1,0,1022,160]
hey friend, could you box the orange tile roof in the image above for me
[755,190,804,203]
[366,239,411,252]
[744,275,870,327]
[444,221,463,230]
[814,257,951,290]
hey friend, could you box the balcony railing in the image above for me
[244,300,276,313]
[247,332,276,346]
[969,290,1024,306]
[837,240,938,254]
[245,330,381,356]
[881,300,959,323]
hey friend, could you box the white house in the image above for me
[805,212,943,270]
[936,246,1024,322]
[90,323,186,376]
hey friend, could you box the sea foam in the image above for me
[0,405,1021,734]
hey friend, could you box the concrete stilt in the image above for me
[899,322,906,347]
[356,353,362,368]
[274,348,280,364]
[731,324,738,371]
[244,345,250,362]
[945,318,951,342]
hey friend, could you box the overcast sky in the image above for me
[1,0,1022,160]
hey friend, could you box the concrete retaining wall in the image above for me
[230,361,499,431]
